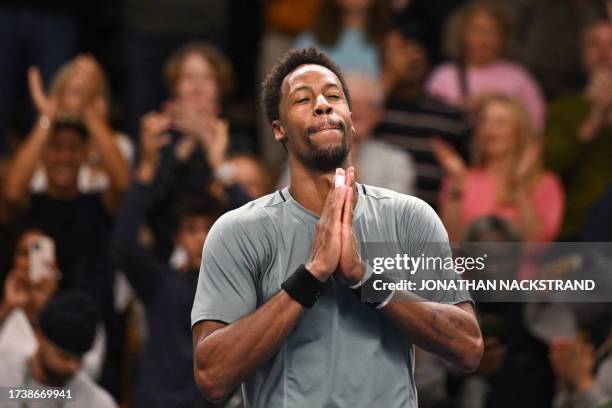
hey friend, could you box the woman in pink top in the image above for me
[425,1,546,133]
[433,94,564,242]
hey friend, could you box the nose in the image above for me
[314,95,333,116]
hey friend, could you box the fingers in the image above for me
[430,136,453,156]
[73,54,102,79]
[344,166,355,187]
[320,168,347,222]
[216,119,229,137]
[430,137,448,161]
[141,112,172,156]
[28,66,49,114]
[6,268,30,294]
[342,186,354,226]
[142,112,171,135]
[334,167,346,188]
[331,168,347,220]
[319,166,358,226]
[341,166,355,225]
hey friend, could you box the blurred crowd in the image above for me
[0,0,612,407]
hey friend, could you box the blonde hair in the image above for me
[49,59,110,109]
[471,94,542,201]
[444,0,513,61]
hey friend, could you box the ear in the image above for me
[272,120,286,143]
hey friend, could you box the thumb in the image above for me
[28,67,49,112]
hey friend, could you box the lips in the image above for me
[308,121,343,135]
[312,126,340,133]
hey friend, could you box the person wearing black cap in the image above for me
[0,290,116,407]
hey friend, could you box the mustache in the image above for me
[306,119,345,135]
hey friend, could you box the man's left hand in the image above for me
[335,167,364,286]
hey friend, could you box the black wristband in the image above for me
[281,264,324,308]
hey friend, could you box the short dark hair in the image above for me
[53,119,88,141]
[39,290,99,355]
[261,47,352,125]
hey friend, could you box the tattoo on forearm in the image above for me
[430,309,455,341]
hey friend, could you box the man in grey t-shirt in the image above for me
[191,47,483,408]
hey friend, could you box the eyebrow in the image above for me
[289,82,341,96]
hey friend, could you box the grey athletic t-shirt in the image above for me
[191,184,471,408]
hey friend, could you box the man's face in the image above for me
[275,64,354,172]
[583,22,612,75]
[43,128,86,192]
[175,215,213,271]
[37,333,82,385]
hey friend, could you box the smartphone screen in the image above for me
[28,237,55,281]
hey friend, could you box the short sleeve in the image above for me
[425,64,459,106]
[396,194,473,305]
[191,209,271,327]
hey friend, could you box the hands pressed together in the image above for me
[306,166,364,286]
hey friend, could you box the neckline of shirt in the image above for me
[281,182,366,222]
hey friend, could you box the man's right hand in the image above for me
[306,168,349,282]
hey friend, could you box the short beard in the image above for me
[293,128,351,173]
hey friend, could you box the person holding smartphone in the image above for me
[0,230,59,328]
[0,229,106,382]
